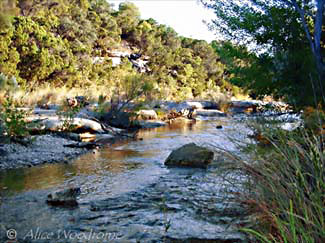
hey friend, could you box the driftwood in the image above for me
[26,114,136,143]
[46,117,105,133]
[27,117,106,133]
[64,142,99,149]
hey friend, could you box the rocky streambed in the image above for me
[0,99,297,242]
[0,99,281,170]
[0,115,256,242]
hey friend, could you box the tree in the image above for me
[0,0,19,29]
[202,0,325,106]
[115,2,140,39]
[1,0,236,101]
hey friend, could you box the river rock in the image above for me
[230,100,289,114]
[193,109,226,117]
[231,100,262,108]
[184,101,219,109]
[0,146,6,156]
[137,120,166,128]
[159,101,219,112]
[34,108,58,115]
[137,109,158,120]
[230,100,260,113]
[102,111,132,129]
[165,143,214,168]
[47,187,81,206]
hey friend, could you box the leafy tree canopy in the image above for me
[0,0,238,101]
[202,0,325,107]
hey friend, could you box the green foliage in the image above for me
[0,96,30,140]
[205,0,322,107]
[56,101,81,132]
[0,0,19,30]
[0,0,238,101]
[115,2,140,38]
[109,64,154,111]
[0,73,18,92]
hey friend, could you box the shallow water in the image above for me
[0,117,252,242]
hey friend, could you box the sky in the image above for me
[108,0,217,42]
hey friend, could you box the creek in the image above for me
[0,116,253,242]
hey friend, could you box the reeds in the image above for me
[239,123,325,242]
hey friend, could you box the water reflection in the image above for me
[0,164,75,194]
[0,148,150,195]
[0,118,247,196]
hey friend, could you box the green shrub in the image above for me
[56,101,81,132]
[0,97,30,141]
[0,73,18,92]
[155,109,167,119]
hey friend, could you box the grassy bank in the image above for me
[238,116,325,242]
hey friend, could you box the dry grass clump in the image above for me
[0,84,114,107]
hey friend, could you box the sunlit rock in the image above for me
[137,109,158,120]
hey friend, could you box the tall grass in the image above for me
[0,84,115,107]
[237,122,325,242]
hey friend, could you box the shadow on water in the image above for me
[0,118,251,242]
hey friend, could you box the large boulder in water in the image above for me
[165,143,214,168]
